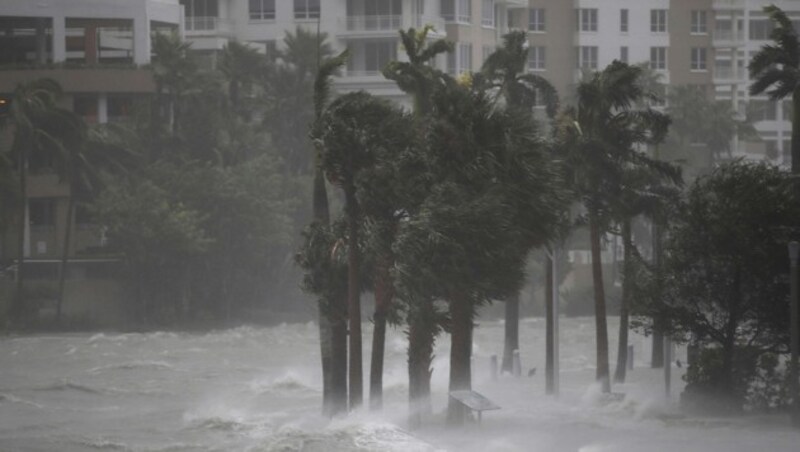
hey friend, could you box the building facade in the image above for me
[0,0,182,322]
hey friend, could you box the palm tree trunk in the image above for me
[589,213,611,393]
[792,88,800,175]
[447,293,473,425]
[651,221,664,368]
[55,193,75,326]
[369,256,392,411]
[545,252,555,394]
[501,291,520,374]
[345,186,363,410]
[11,134,27,322]
[408,297,435,429]
[614,219,633,383]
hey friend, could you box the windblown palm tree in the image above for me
[560,61,671,393]
[3,78,62,322]
[749,5,800,173]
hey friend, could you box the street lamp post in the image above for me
[789,241,799,427]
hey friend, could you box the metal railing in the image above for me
[713,29,745,42]
[184,16,232,34]
[713,66,745,80]
[344,15,402,32]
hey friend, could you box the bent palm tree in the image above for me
[561,61,671,393]
[4,79,62,322]
[749,5,800,173]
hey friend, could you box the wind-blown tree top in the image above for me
[393,76,567,305]
[748,5,800,101]
[658,162,800,383]
[560,61,672,222]
[383,26,453,115]
[480,30,559,118]
[151,32,195,93]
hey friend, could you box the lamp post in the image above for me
[789,241,799,427]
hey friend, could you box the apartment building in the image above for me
[178,0,526,101]
[0,0,182,320]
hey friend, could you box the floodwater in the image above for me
[1,317,799,452]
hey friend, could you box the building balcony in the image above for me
[338,15,445,38]
[712,29,745,46]
[184,16,233,36]
[712,0,746,11]
[0,67,155,94]
[712,66,746,83]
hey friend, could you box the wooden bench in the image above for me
[449,390,501,424]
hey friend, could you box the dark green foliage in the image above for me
[749,5,800,174]
[659,162,800,406]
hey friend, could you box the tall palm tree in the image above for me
[610,164,680,383]
[219,41,265,114]
[309,48,349,416]
[317,91,407,410]
[151,32,195,136]
[3,79,62,322]
[480,30,561,374]
[560,61,670,393]
[749,5,800,174]
[384,26,452,419]
[481,30,559,117]
[45,116,137,325]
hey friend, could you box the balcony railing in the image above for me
[344,15,402,32]
[340,15,445,35]
[184,16,232,34]
[712,29,745,42]
[713,66,746,81]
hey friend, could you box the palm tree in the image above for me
[150,32,195,135]
[383,26,453,115]
[317,91,407,410]
[481,30,559,117]
[610,164,680,383]
[309,48,349,416]
[3,79,62,322]
[383,26,452,419]
[749,5,800,174]
[219,41,265,115]
[560,61,671,393]
[46,117,137,325]
[480,30,561,374]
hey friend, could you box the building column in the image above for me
[98,94,108,124]
[133,16,151,65]
[52,15,66,63]
[35,18,48,64]
[85,23,98,64]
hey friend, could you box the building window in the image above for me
[483,45,494,63]
[651,9,667,33]
[578,9,597,32]
[441,0,471,24]
[482,0,494,27]
[577,46,598,70]
[650,47,666,70]
[529,8,545,32]
[691,10,707,34]
[364,41,396,73]
[620,9,628,33]
[182,0,219,18]
[294,0,320,20]
[750,19,774,40]
[249,0,275,20]
[620,46,628,64]
[29,199,55,228]
[528,46,545,71]
[691,47,707,70]
[459,42,472,73]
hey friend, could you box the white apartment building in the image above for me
[711,0,800,165]
[178,0,525,100]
